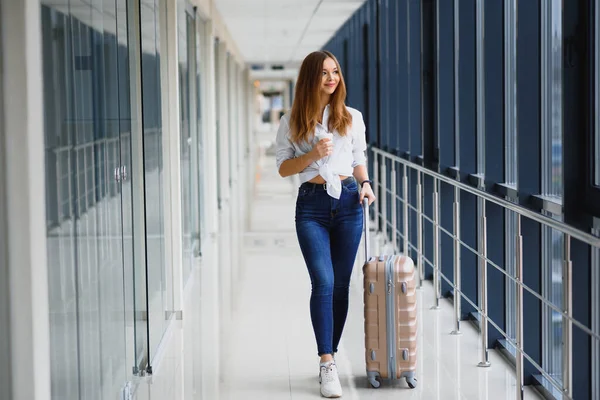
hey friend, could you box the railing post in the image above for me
[478,198,491,367]
[516,214,524,400]
[432,178,441,310]
[451,187,462,335]
[417,172,424,289]
[563,234,573,398]
[403,164,409,255]
[391,165,398,251]
[381,158,388,241]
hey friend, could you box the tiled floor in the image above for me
[133,148,543,400]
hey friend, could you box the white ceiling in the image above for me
[214,0,366,68]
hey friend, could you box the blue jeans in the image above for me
[295,177,364,356]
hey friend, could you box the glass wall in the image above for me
[178,2,195,285]
[36,0,240,395]
[596,0,600,187]
[593,222,600,399]
[504,0,518,357]
[327,0,598,396]
[540,0,564,388]
[41,0,179,393]
[214,38,222,210]
[178,1,206,285]
[138,0,169,363]
[41,1,132,397]
[195,18,207,254]
[594,2,600,396]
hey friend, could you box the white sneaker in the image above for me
[319,362,342,398]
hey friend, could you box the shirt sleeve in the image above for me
[351,111,367,168]
[275,116,295,171]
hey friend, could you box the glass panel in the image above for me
[541,0,563,199]
[116,0,137,377]
[195,18,205,251]
[41,5,81,397]
[542,224,564,392]
[504,0,518,356]
[139,0,168,362]
[124,0,149,372]
[596,0,600,187]
[476,0,484,174]
[214,39,222,209]
[505,211,517,356]
[592,223,600,399]
[453,0,460,167]
[95,1,130,395]
[505,0,518,186]
[227,54,236,183]
[178,3,194,285]
[42,0,130,397]
[540,0,564,387]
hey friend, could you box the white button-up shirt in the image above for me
[275,105,368,197]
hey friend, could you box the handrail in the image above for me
[371,147,600,248]
[369,146,599,400]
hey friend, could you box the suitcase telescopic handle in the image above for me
[363,198,370,261]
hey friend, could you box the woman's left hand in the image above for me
[360,183,376,206]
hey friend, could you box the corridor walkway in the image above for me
[217,148,543,400]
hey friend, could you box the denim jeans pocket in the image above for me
[298,187,310,197]
[343,181,358,194]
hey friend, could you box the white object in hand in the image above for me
[314,132,341,199]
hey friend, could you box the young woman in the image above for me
[275,50,376,398]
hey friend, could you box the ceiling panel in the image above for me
[215,0,366,66]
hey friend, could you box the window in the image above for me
[592,220,600,399]
[179,4,197,285]
[540,0,564,390]
[596,0,600,187]
[454,0,460,167]
[504,0,518,356]
[476,0,485,175]
[41,0,140,394]
[505,2,518,187]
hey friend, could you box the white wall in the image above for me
[0,0,51,399]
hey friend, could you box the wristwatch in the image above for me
[360,179,373,188]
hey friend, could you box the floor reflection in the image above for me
[132,149,543,400]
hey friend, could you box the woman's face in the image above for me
[320,57,340,96]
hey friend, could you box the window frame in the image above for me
[592,219,600,400]
[540,0,565,387]
[595,0,600,188]
[503,0,518,356]
[588,0,600,218]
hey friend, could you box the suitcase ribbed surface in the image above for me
[363,255,417,387]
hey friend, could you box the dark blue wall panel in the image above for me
[460,192,478,317]
[483,0,506,347]
[436,0,455,171]
[457,0,477,180]
[322,0,597,392]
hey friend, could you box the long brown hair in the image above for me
[289,51,352,143]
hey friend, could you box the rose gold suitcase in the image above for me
[362,200,418,389]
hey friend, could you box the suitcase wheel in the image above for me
[367,372,381,388]
[368,378,381,388]
[406,376,417,389]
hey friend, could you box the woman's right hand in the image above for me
[310,138,333,161]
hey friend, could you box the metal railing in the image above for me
[370,147,600,400]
